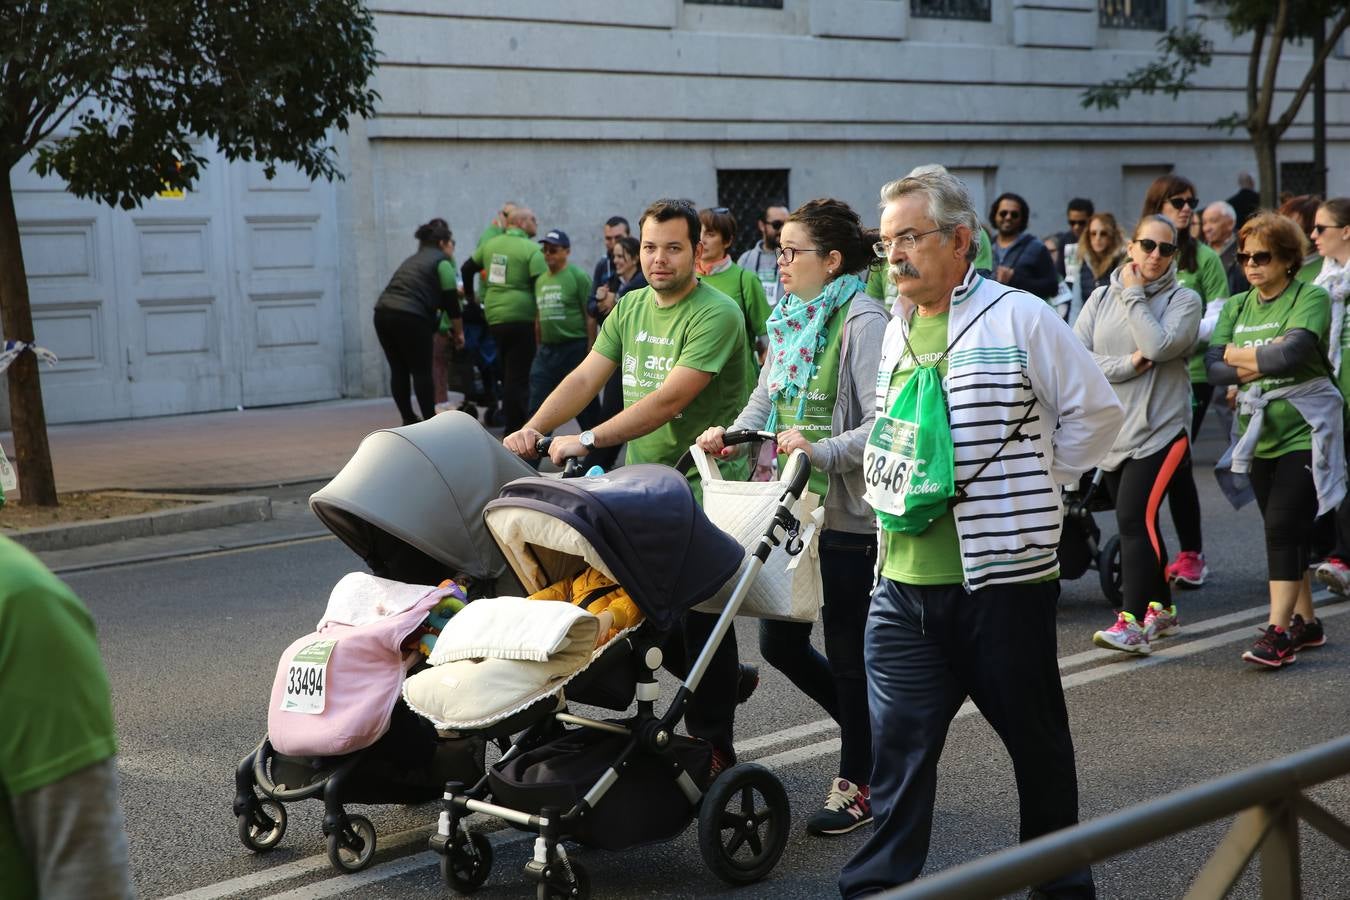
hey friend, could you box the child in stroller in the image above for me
[232,412,535,874]
[404,434,814,899]
[1058,468,1124,607]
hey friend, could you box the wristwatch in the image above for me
[578,430,596,450]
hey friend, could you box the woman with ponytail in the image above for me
[696,198,888,836]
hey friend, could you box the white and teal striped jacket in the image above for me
[875,266,1123,590]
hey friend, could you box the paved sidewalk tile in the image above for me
[2,398,403,494]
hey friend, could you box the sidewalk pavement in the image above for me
[0,397,572,573]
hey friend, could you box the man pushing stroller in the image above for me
[504,198,752,781]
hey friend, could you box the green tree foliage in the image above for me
[0,1,379,504]
[1082,0,1350,208]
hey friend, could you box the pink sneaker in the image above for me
[1093,611,1152,655]
[1142,601,1180,640]
[1315,557,1350,597]
[1168,551,1209,588]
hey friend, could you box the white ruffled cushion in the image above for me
[427,596,598,665]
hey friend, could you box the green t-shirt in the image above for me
[471,227,547,326]
[973,228,994,274]
[1184,241,1234,382]
[0,536,119,899]
[773,300,849,499]
[592,282,750,498]
[475,223,505,250]
[536,264,593,344]
[1212,280,1332,458]
[698,263,771,403]
[879,311,964,585]
[1298,256,1324,285]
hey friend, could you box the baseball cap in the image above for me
[539,229,570,248]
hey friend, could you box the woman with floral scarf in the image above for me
[696,198,887,837]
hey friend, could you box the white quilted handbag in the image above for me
[690,444,824,622]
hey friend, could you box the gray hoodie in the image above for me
[731,287,889,534]
[1073,264,1202,472]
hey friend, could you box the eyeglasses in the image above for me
[1088,229,1112,238]
[1237,251,1274,267]
[766,220,786,230]
[1067,219,1089,229]
[1167,196,1200,210]
[874,228,944,257]
[1135,238,1177,257]
[777,245,826,263]
[995,210,1022,219]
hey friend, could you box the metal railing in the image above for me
[1099,0,1166,31]
[885,733,1350,899]
[912,0,992,21]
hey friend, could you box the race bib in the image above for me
[863,365,955,534]
[279,638,336,715]
[862,416,925,517]
[759,273,781,306]
[488,254,508,286]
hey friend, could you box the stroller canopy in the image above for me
[310,412,534,583]
[483,464,744,632]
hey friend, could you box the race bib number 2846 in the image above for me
[279,639,336,715]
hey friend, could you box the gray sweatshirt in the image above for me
[731,288,889,534]
[1073,265,1202,472]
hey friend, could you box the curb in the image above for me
[6,493,273,553]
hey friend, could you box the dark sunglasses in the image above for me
[766,220,786,229]
[996,210,1022,219]
[1167,196,1200,210]
[1312,223,1339,235]
[1088,229,1112,238]
[1236,251,1274,267]
[1067,218,1089,228]
[1135,238,1177,257]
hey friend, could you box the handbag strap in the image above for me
[689,443,728,485]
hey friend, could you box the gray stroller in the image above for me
[232,412,533,874]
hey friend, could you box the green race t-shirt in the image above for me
[1212,280,1332,458]
[772,300,849,500]
[1184,241,1233,382]
[593,282,750,498]
[536,264,593,344]
[0,535,119,899]
[471,227,547,326]
[1298,256,1324,285]
[699,263,771,404]
[879,311,964,585]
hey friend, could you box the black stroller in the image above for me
[1058,468,1123,607]
[414,439,814,898]
[232,413,534,874]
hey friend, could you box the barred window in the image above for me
[686,0,783,8]
[912,0,991,21]
[1099,0,1166,30]
[1280,161,1323,199]
[716,170,790,256]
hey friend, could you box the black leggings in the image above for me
[758,530,875,784]
[1249,450,1319,581]
[1103,434,1189,620]
[490,322,537,436]
[373,308,435,425]
[1164,385,1206,555]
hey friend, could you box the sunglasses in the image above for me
[1236,251,1274,267]
[995,210,1022,219]
[1135,238,1177,257]
[1167,196,1200,210]
[1067,219,1089,228]
[766,220,786,229]
[1312,223,1340,235]
[1088,229,1112,238]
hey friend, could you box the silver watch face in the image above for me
[581,431,595,448]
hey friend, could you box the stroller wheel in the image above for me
[697,763,789,885]
[536,859,590,900]
[237,798,287,852]
[441,832,493,894]
[1098,535,1124,607]
[327,814,377,873]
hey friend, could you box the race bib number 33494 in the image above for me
[279,639,336,715]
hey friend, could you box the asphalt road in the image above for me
[70,433,1350,900]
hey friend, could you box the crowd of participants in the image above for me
[369,165,1350,898]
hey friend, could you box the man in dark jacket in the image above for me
[587,216,630,319]
[1228,172,1260,225]
[989,192,1058,300]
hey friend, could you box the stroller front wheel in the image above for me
[237,798,287,852]
[441,831,493,894]
[1098,535,1124,607]
[535,858,590,900]
[697,763,789,885]
[326,813,377,873]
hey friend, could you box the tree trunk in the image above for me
[1251,127,1280,211]
[0,171,59,505]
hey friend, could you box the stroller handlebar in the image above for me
[534,436,589,478]
[723,428,774,447]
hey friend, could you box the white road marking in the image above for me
[166,594,1346,898]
